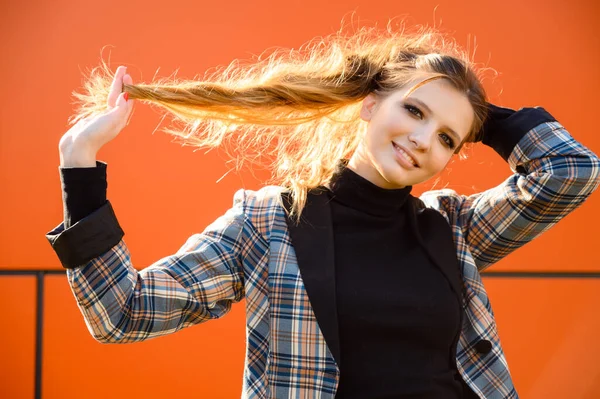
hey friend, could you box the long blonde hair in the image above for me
[72,23,489,221]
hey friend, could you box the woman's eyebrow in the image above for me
[409,97,462,143]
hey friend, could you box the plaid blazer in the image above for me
[47,118,600,399]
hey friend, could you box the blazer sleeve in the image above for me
[420,112,600,271]
[45,188,258,343]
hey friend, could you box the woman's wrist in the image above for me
[480,105,557,161]
[60,146,98,168]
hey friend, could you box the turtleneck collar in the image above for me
[326,159,412,217]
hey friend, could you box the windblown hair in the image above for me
[72,23,489,221]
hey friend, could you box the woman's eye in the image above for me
[439,133,455,149]
[404,104,423,119]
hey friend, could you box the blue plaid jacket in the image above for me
[47,115,600,398]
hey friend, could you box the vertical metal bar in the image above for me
[34,271,44,399]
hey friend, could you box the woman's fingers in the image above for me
[122,73,134,126]
[107,66,127,109]
[123,73,133,86]
[103,91,133,132]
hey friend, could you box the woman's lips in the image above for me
[392,142,419,169]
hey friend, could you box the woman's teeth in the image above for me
[394,143,417,166]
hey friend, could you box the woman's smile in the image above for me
[392,142,419,169]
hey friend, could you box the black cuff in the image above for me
[46,201,124,269]
[481,106,556,161]
[61,161,108,228]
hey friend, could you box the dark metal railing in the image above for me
[1,270,64,399]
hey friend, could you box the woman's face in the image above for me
[348,78,475,189]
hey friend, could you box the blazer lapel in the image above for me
[280,191,464,371]
[281,189,341,368]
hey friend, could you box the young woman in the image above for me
[47,26,600,398]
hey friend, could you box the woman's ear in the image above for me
[360,94,379,122]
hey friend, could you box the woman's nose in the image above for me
[408,127,434,151]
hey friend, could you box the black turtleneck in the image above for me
[327,162,463,399]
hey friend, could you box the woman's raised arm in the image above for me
[47,66,260,343]
[420,105,600,271]
[47,189,255,343]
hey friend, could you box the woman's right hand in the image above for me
[59,66,135,167]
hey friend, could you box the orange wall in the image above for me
[1,0,599,397]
